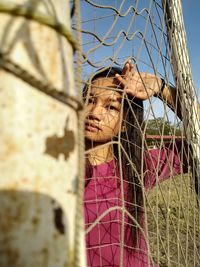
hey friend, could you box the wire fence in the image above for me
[72,0,200,266]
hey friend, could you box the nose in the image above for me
[88,104,103,122]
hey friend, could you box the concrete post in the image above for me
[0,1,85,267]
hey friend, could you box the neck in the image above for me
[85,139,114,165]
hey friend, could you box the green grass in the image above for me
[146,174,200,267]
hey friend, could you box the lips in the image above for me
[85,121,101,132]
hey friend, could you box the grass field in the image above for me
[146,174,200,267]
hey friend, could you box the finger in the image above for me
[133,91,150,100]
[127,59,134,73]
[122,58,134,74]
[124,88,150,100]
[115,73,126,87]
[123,61,135,80]
[124,87,137,96]
[121,62,130,78]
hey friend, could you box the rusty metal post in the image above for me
[0,1,86,267]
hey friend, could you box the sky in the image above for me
[182,1,200,99]
[79,1,199,120]
[80,1,199,93]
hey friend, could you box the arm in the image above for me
[115,60,200,120]
[157,83,182,119]
[116,60,199,197]
[157,82,200,121]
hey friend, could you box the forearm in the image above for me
[157,82,182,119]
[156,81,199,121]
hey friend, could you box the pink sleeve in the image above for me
[144,140,188,190]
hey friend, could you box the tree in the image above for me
[145,117,182,136]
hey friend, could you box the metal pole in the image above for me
[0,1,86,266]
[162,0,200,190]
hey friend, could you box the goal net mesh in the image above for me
[72,0,200,266]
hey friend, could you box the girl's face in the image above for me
[85,77,123,144]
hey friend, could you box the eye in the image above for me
[108,105,119,111]
[88,98,95,104]
[110,105,116,110]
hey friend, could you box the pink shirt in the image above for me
[84,141,187,267]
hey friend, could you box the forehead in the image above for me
[90,77,122,99]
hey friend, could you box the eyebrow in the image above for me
[92,84,122,90]
[89,92,122,103]
[109,98,122,103]
[106,85,121,89]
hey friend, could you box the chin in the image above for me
[85,133,112,144]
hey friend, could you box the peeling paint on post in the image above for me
[45,120,76,161]
[0,1,85,267]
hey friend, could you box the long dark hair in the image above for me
[84,66,144,247]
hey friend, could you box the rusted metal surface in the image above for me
[45,119,76,160]
[0,1,85,267]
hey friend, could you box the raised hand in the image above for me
[115,59,162,100]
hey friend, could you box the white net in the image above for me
[72,0,200,266]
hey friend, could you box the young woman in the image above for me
[84,60,189,267]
